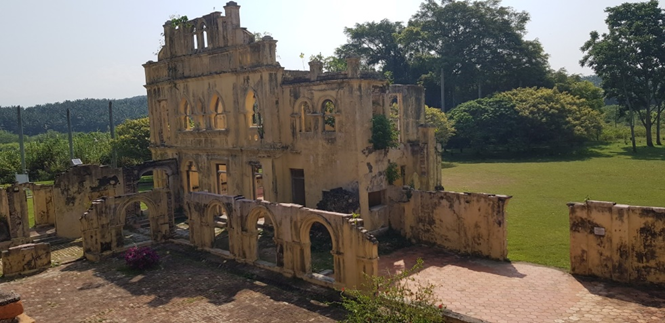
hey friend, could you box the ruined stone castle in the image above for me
[142,1,441,230]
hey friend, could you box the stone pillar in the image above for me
[346,55,361,78]
[309,60,323,81]
[5,186,29,241]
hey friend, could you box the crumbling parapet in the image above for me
[1,243,51,277]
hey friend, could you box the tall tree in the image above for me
[581,0,665,149]
[405,0,551,109]
[336,19,412,83]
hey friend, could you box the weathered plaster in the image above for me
[389,188,511,260]
[1,243,51,277]
[569,200,665,285]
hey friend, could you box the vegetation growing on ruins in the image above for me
[370,114,399,150]
[341,258,445,323]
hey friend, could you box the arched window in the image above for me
[322,100,336,132]
[202,25,209,48]
[192,27,198,50]
[180,100,194,131]
[300,102,312,132]
[245,91,262,127]
[211,96,226,130]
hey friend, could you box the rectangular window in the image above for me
[217,164,228,194]
[368,190,385,208]
[252,164,264,200]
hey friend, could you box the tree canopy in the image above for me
[0,96,148,137]
[580,0,665,148]
[336,0,551,108]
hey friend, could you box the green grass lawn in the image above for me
[442,142,665,269]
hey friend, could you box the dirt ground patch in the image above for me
[0,243,345,323]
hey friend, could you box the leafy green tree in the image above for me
[336,19,412,83]
[112,117,152,166]
[580,0,665,149]
[424,106,455,148]
[405,0,551,109]
[448,96,520,151]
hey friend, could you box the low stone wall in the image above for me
[1,243,51,277]
[0,186,30,246]
[186,192,379,290]
[569,200,665,285]
[389,188,511,260]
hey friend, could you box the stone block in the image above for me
[1,243,51,277]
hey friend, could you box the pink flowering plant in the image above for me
[124,246,160,270]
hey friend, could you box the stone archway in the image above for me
[246,206,282,266]
[204,200,231,252]
[116,195,160,246]
[298,216,340,282]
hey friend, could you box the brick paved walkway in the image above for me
[379,246,665,323]
[1,243,344,323]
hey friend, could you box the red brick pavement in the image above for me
[379,246,665,323]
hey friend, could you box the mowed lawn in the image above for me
[442,142,665,269]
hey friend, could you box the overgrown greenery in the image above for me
[341,258,445,323]
[370,114,399,150]
[385,162,400,185]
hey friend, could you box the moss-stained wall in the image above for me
[389,189,511,260]
[568,200,665,285]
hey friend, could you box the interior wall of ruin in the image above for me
[185,192,379,290]
[53,165,125,238]
[569,200,665,285]
[389,188,511,260]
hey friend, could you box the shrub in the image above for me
[341,258,445,323]
[124,246,160,270]
[386,162,400,185]
[371,114,399,150]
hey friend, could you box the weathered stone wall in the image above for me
[26,183,54,227]
[389,188,511,260]
[2,186,30,244]
[53,165,125,238]
[80,189,173,262]
[569,200,665,285]
[1,243,51,277]
[186,192,379,290]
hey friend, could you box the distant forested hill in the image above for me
[0,96,148,136]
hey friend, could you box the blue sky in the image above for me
[0,0,655,107]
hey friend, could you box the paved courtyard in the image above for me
[0,243,344,323]
[379,246,665,323]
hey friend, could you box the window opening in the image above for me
[322,100,336,132]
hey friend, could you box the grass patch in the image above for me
[442,141,665,269]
